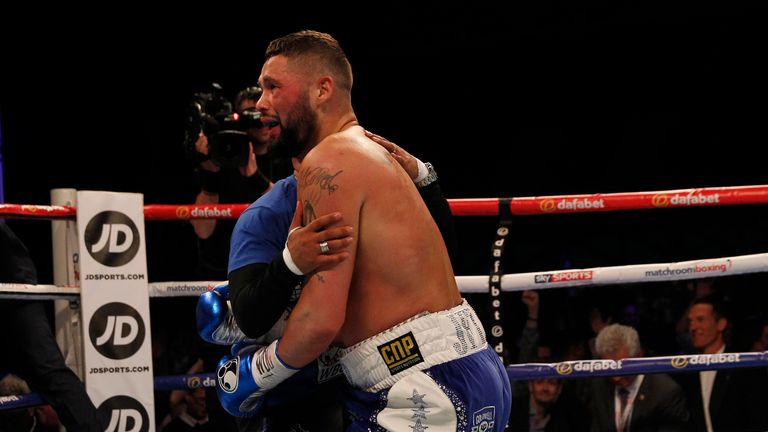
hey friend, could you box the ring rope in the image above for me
[1,373,217,411]
[506,350,768,381]
[3,184,768,220]
[0,392,45,411]
[4,351,766,411]
[2,251,765,299]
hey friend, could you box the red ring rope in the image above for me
[3,185,768,220]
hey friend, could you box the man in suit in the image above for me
[676,293,768,431]
[0,221,103,431]
[510,377,590,432]
[591,324,689,432]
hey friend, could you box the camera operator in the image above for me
[190,85,279,281]
[178,85,280,432]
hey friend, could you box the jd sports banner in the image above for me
[77,191,155,432]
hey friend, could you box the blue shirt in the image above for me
[228,175,297,273]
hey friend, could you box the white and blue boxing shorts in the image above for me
[341,299,511,431]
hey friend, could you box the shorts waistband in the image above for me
[340,299,487,392]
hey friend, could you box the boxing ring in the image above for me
[2,185,768,416]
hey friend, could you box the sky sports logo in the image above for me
[535,271,593,284]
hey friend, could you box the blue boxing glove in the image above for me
[231,340,261,357]
[217,339,299,417]
[196,282,250,345]
[218,344,345,416]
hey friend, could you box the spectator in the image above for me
[518,290,542,364]
[674,278,716,353]
[0,221,103,431]
[591,323,689,432]
[0,373,64,432]
[510,377,590,432]
[675,293,768,431]
[161,387,213,432]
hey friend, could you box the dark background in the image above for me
[2,3,767,287]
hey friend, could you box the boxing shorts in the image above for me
[341,299,511,431]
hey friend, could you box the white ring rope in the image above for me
[3,251,766,299]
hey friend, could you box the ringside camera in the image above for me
[183,83,264,167]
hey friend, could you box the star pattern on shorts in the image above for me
[412,408,427,421]
[408,389,427,406]
[409,418,428,431]
[406,388,429,429]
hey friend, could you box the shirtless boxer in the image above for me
[218,30,511,431]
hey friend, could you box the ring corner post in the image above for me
[50,188,84,380]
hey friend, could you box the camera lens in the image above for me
[238,109,263,130]
[209,131,250,167]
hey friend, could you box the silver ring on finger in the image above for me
[319,241,330,254]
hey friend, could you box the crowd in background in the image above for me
[150,269,768,430]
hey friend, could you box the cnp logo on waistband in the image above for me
[84,211,140,267]
[377,331,423,375]
[97,395,149,432]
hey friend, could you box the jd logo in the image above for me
[84,211,140,267]
[89,303,145,359]
[97,395,149,432]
